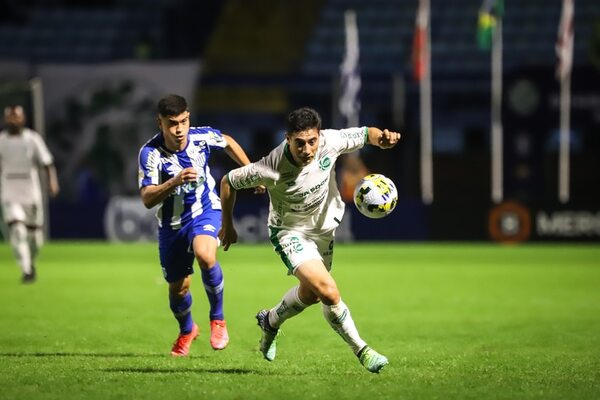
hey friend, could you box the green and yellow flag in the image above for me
[477,0,504,50]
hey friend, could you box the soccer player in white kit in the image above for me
[219,107,400,373]
[0,105,59,283]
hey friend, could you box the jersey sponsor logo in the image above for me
[290,191,326,212]
[172,177,205,196]
[292,177,328,199]
[318,156,331,170]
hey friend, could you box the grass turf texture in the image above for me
[0,242,599,400]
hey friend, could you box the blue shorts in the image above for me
[158,210,221,283]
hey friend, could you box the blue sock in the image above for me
[201,262,224,320]
[169,292,194,334]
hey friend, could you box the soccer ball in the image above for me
[353,174,398,219]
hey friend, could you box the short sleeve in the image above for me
[31,132,53,166]
[322,127,368,155]
[138,146,160,189]
[204,127,228,149]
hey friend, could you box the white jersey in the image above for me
[0,128,53,204]
[228,127,368,234]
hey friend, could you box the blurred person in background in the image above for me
[218,107,400,373]
[138,94,262,356]
[0,105,59,283]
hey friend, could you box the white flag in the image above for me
[339,10,361,127]
[556,0,574,81]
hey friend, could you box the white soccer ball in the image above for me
[353,174,398,219]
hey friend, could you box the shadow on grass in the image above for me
[0,352,188,359]
[103,367,258,375]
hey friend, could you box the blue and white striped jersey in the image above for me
[138,127,227,229]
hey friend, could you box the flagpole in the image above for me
[339,9,360,128]
[491,18,503,204]
[419,0,433,204]
[557,0,573,204]
[559,70,571,203]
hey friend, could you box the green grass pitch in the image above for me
[1,242,599,400]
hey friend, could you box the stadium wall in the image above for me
[48,196,600,243]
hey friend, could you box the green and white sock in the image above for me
[268,286,309,329]
[322,299,367,354]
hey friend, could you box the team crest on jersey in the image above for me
[173,180,201,195]
[193,140,207,150]
[318,156,331,170]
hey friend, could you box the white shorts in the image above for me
[1,202,43,228]
[268,227,336,275]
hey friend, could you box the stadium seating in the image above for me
[0,0,596,74]
[302,0,596,76]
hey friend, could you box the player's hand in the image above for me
[254,185,266,194]
[379,129,401,149]
[218,225,238,251]
[177,167,198,185]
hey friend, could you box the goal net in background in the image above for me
[0,78,46,241]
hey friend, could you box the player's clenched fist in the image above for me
[378,129,401,149]
[177,167,198,184]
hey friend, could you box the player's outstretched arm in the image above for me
[140,167,197,209]
[367,127,401,149]
[218,174,238,251]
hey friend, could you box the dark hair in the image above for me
[157,94,188,117]
[286,107,321,134]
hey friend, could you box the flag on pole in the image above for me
[412,0,434,203]
[556,0,574,203]
[477,0,504,50]
[556,0,574,81]
[338,10,366,203]
[412,0,429,81]
[339,9,361,127]
[478,0,505,202]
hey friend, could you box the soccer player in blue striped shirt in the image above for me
[138,94,259,355]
